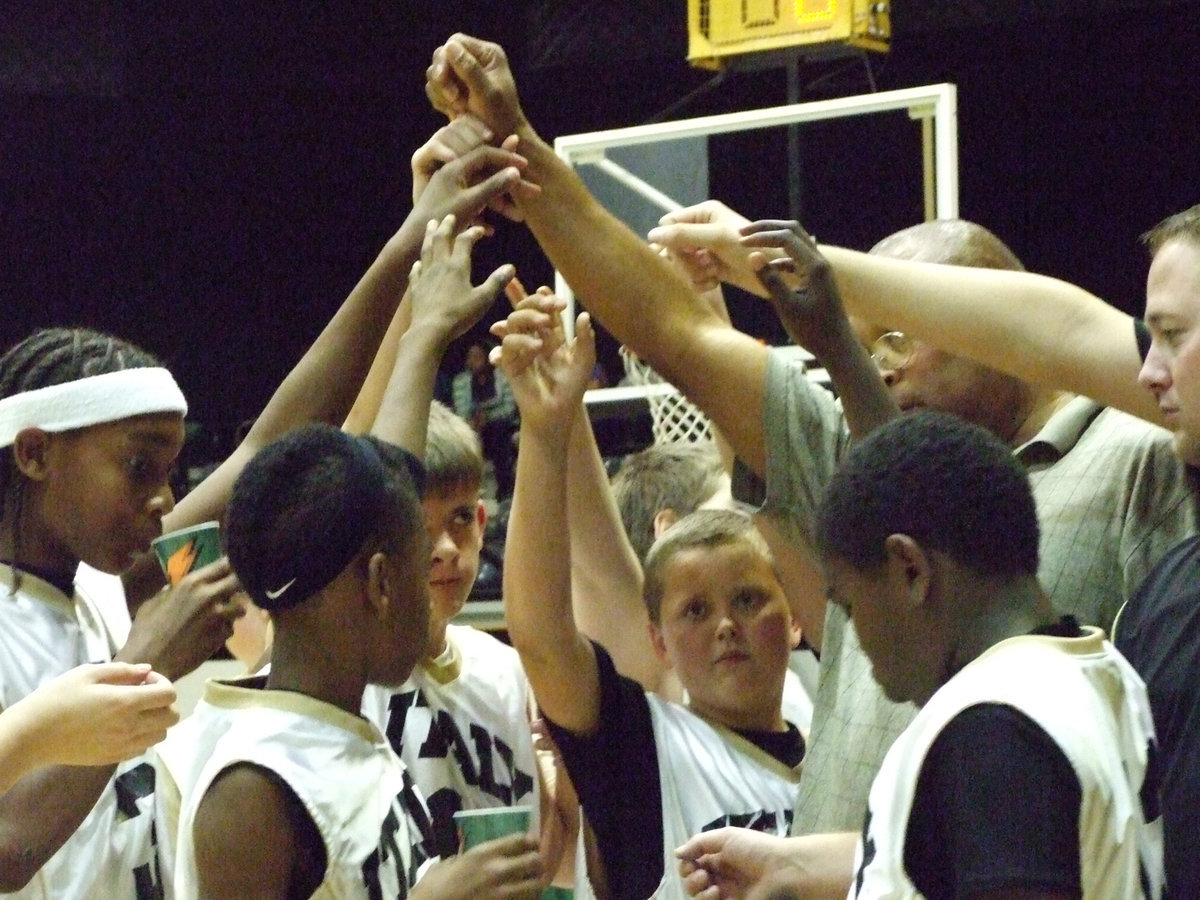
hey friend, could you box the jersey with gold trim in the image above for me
[165,679,435,900]
[852,629,1162,899]
[361,624,539,857]
[574,694,800,900]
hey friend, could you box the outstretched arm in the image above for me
[498,302,603,735]
[499,284,664,695]
[650,201,1154,426]
[818,245,1156,425]
[427,35,773,477]
[371,216,513,455]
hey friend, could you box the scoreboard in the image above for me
[688,0,891,69]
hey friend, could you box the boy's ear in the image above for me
[365,550,391,620]
[474,499,487,530]
[883,533,931,609]
[647,620,672,667]
[652,508,679,540]
[12,428,51,481]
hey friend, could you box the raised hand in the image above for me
[647,200,765,296]
[739,219,846,355]
[412,114,496,205]
[490,279,569,368]
[425,34,528,138]
[408,215,515,346]
[116,557,243,681]
[410,142,537,236]
[410,833,544,900]
[494,307,595,439]
[412,114,538,225]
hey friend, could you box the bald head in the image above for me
[870,219,1025,272]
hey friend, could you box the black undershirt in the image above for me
[545,641,803,900]
[904,617,1086,898]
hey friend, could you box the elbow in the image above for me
[0,851,39,892]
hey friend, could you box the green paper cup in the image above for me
[452,805,533,850]
[152,521,222,586]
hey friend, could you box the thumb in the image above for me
[460,166,522,216]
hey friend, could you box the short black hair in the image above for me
[225,424,423,611]
[815,411,1039,578]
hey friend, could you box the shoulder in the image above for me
[193,763,310,899]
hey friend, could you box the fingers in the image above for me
[574,312,596,365]
[647,221,730,253]
[504,275,529,307]
[77,660,155,687]
[657,199,735,227]
[756,266,795,307]
[474,263,518,309]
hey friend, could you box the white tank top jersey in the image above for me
[0,564,161,900]
[360,623,540,855]
[162,680,435,900]
[574,694,801,900]
[851,629,1163,900]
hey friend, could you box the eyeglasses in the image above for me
[869,331,914,371]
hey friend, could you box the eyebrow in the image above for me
[125,428,183,450]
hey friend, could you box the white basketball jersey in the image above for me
[851,629,1162,900]
[164,680,435,900]
[361,624,539,855]
[574,695,801,900]
[0,564,160,900]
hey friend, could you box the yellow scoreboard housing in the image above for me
[688,0,891,69]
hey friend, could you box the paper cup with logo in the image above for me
[452,805,533,850]
[152,521,223,586]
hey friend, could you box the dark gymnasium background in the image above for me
[3,1,1198,455]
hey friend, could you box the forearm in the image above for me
[0,765,114,890]
[343,293,413,435]
[505,422,600,733]
[0,706,42,792]
[564,405,662,693]
[368,321,449,455]
[796,319,899,441]
[823,246,1160,425]
[516,133,775,473]
[515,132,724,386]
[767,831,858,900]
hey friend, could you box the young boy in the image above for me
[161,216,544,898]
[360,401,540,858]
[824,412,1162,897]
[497,309,803,900]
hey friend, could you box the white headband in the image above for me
[0,368,188,447]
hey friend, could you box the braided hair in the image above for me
[0,328,163,573]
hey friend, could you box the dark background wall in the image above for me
[2,1,1198,452]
